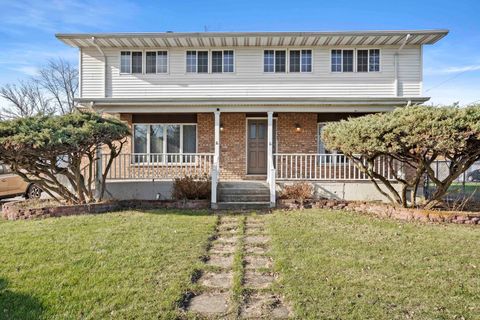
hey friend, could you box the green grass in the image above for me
[232,216,246,316]
[0,210,216,320]
[267,209,480,319]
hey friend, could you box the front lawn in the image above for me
[267,210,480,319]
[0,210,216,319]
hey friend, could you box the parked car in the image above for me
[467,169,480,182]
[0,163,42,200]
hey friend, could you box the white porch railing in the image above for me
[102,153,215,180]
[274,153,400,181]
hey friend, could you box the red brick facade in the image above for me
[115,112,321,180]
[277,113,317,153]
[197,113,214,153]
[219,113,247,180]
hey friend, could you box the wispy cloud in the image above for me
[0,0,139,35]
[425,64,480,75]
[12,66,39,77]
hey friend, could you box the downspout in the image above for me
[91,37,106,200]
[394,33,411,97]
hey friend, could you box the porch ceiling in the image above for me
[57,30,448,48]
[76,96,429,114]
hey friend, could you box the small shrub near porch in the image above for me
[172,174,211,200]
[279,182,313,206]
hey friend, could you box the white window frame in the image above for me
[120,50,144,74]
[356,48,381,73]
[132,123,198,165]
[186,50,210,74]
[263,49,287,73]
[145,50,169,74]
[120,51,132,74]
[211,49,236,73]
[330,48,381,73]
[289,49,313,73]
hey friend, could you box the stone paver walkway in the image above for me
[186,215,291,319]
[187,216,240,318]
[240,216,291,319]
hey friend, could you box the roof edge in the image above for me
[56,29,449,39]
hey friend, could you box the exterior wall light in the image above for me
[220,123,224,131]
[295,123,301,132]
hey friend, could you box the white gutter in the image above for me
[91,36,107,98]
[394,33,411,97]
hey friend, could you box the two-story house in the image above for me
[56,30,448,209]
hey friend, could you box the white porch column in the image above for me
[211,110,221,207]
[267,111,275,207]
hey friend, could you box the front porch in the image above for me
[98,110,402,207]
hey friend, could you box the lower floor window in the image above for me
[133,123,197,163]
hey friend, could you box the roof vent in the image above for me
[166,31,174,33]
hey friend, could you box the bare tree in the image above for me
[38,58,78,114]
[0,81,53,119]
[0,58,78,119]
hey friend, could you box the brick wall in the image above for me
[277,113,317,153]
[108,112,321,181]
[197,113,214,153]
[219,113,247,180]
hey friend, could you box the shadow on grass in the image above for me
[0,278,44,320]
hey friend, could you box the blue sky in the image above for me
[0,0,479,105]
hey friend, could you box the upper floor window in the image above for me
[357,49,380,72]
[289,50,312,72]
[120,51,143,74]
[264,50,286,73]
[332,49,380,73]
[212,50,234,73]
[146,51,168,74]
[331,49,354,72]
[186,51,209,73]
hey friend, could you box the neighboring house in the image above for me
[56,30,448,209]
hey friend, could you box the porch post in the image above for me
[211,110,221,208]
[267,111,275,207]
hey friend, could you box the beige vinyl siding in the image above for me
[80,46,422,99]
[81,50,105,98]
[397,46,422,96]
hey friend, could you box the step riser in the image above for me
[218,182,268,189]
[219,195,270,202]
[219,189,270,196]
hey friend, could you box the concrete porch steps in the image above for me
[216,181,270,210]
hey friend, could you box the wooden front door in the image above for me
[247,119,267,174]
